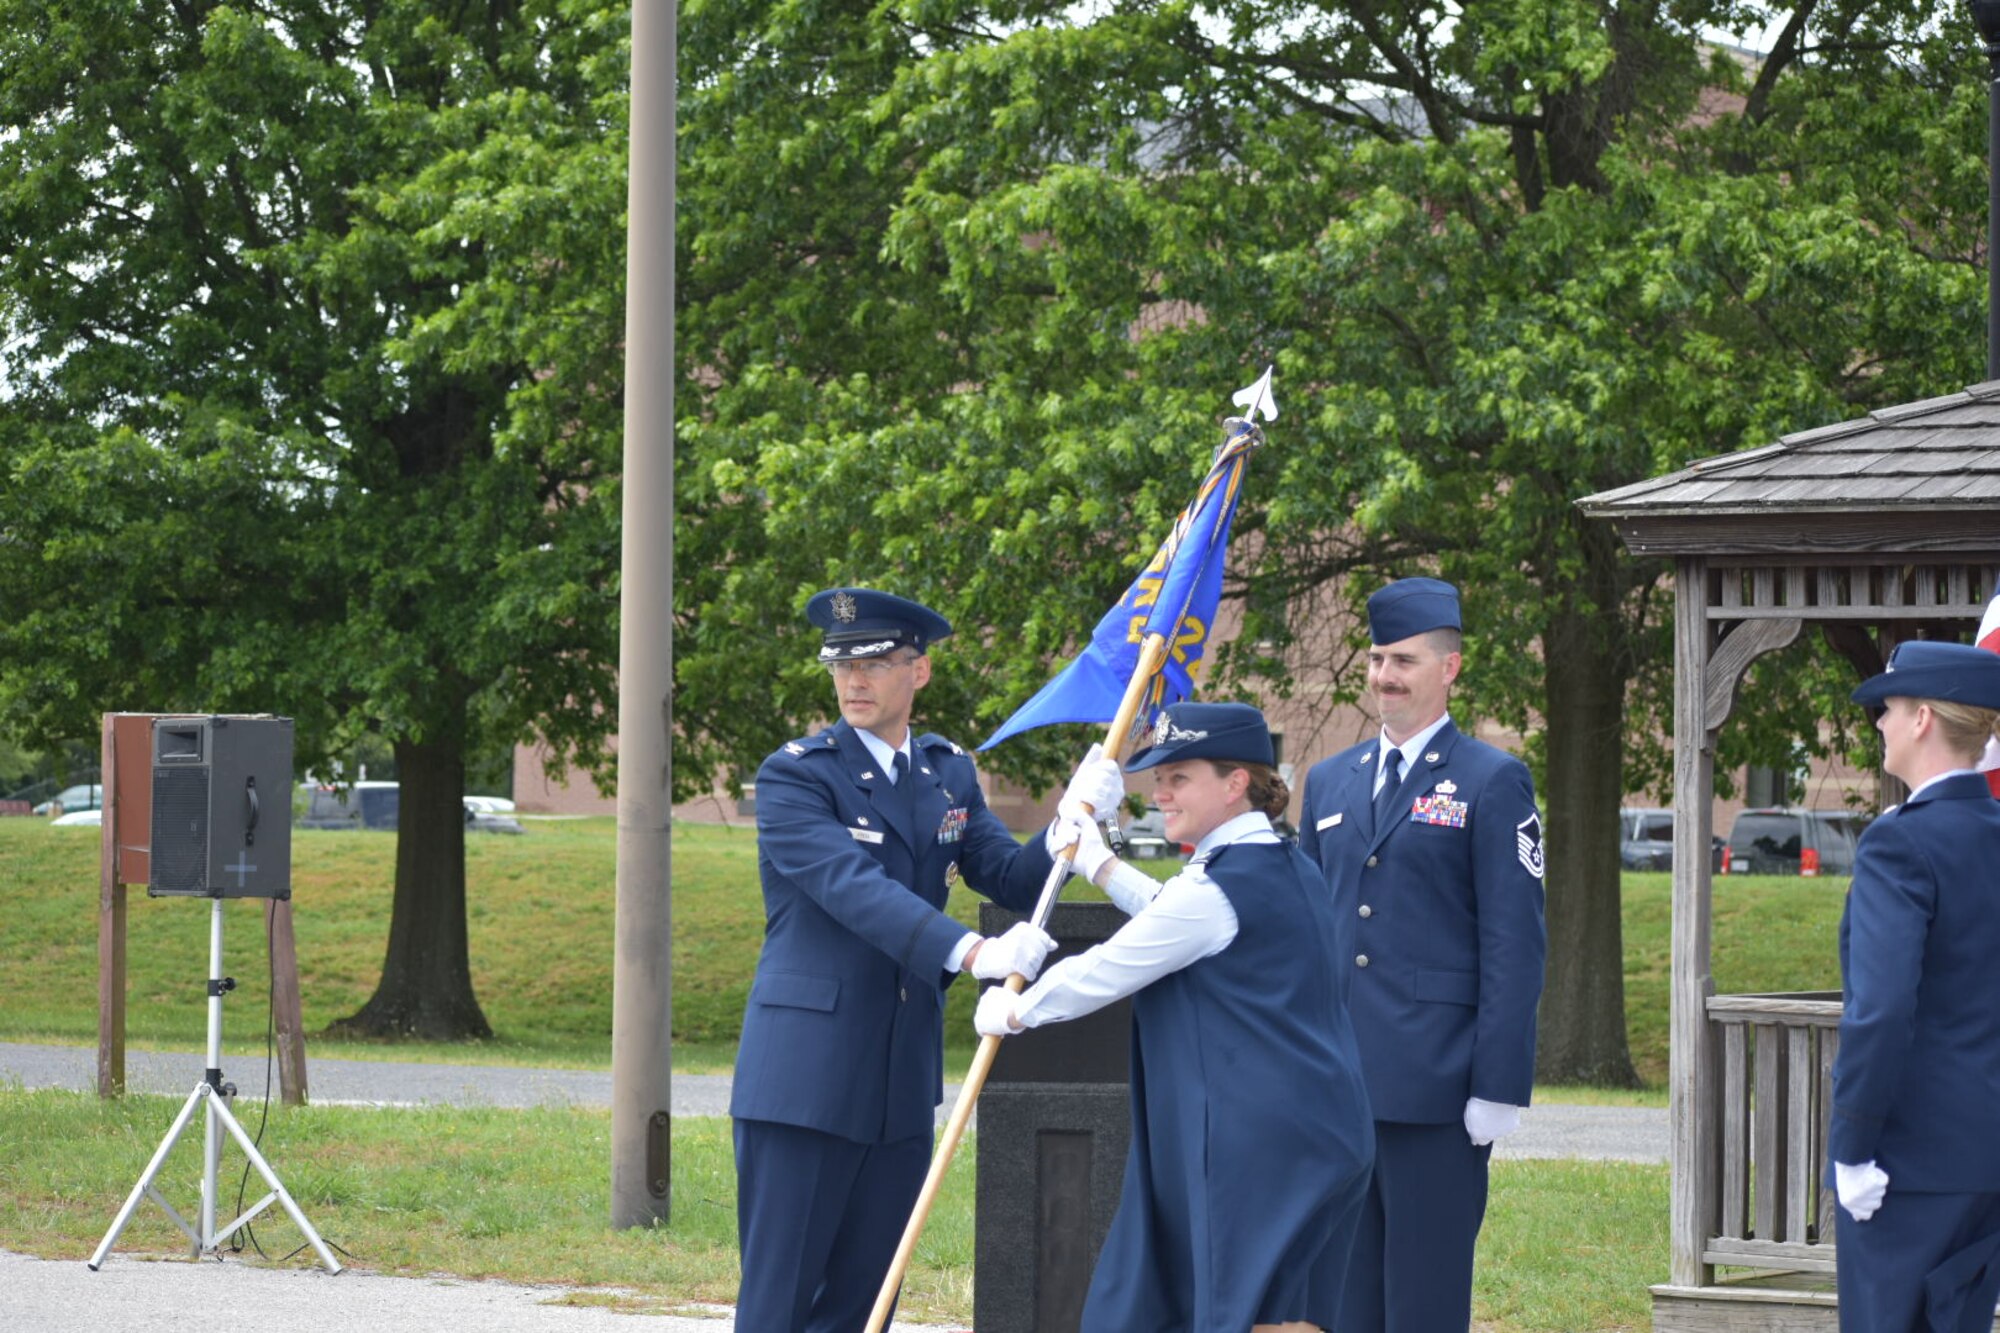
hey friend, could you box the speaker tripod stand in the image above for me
[88,897,341,1274]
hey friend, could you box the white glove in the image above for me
[1835,1160,1889,1222]
[968,921,1056,982]
[974,986,1024,1037]
[1045,807,1116,884]
[1463,1097,1522,1146]
[1061,743,1125,816]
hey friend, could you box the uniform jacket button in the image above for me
[1365,855,1379,868]
[1356,954,1371,968]
[1358,904,1373,918]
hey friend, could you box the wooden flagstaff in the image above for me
[862,636,1170,1333]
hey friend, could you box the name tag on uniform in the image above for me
[849,826,885,844]
[1411,793,1468,828]
[935,806,969,844]
[1316,813,1344,831]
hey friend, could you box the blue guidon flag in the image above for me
[981,368,1277,752]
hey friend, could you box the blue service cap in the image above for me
[1851,640,2000,711]
[1124,702,1275,772]
[805,587,953,662]
[1368,577,1461,645]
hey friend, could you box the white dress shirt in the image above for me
[1377,713,1452,796]
[854,726,913,780]
[1013,812,1280,1029]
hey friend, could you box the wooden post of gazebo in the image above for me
[1580,381,2000,1330]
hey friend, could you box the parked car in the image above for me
[49,808,102,827]
[32,783,102,817]
[1120,805,1193,860]
[297,781,401,830]
[1724,807,1867,877]
[464,801,525,835]
[1619,808,1729,873]
[295,782,524,834]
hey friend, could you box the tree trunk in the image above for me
[327,731,492,1040]
[1533,602,1641,1088]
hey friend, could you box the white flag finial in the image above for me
[1231,365,1278,423]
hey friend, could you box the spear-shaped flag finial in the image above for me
[1231,364,1279,423]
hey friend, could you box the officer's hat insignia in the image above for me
[1153,716,1210,747]
[831,591,859,623]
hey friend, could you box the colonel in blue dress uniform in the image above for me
[977,703,1374,1330]
[1297,577,1547,1331]
[1829,640,2000,1333]
[731,588,1122,1333]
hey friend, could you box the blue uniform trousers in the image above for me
[732,1119,929,1333]
[1339,1120,1492,1332]
[1836,1190,2000,1333]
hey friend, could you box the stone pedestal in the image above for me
[975,901,1133,1333]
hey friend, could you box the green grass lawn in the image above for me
[0,818,1844,1087]
[0,1085,1664,1331]
[0,815,1842,1328]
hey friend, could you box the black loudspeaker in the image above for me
[147,715,294,900]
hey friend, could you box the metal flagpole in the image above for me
[863,374,1275,1333]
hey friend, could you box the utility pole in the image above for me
[611,0,676,1229]
[1978,2,2000,378]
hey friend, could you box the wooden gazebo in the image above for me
[1577,381,2000,1329]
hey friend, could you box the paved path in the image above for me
[0,1247,774,1333]
[0,1042,1668,1162]
[0,1041,1665,1329]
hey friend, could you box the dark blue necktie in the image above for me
[1373,751,1405,833]
[892,751,915,816]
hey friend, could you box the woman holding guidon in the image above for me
[976,702,1374,1331]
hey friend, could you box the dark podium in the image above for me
[976,901,1133,1332]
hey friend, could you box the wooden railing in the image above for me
[1702,992,1843,1275]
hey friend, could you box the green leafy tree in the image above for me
[0,1,630,1039]
[677,0,1984,1083]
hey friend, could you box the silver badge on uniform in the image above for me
[832,591,858,622]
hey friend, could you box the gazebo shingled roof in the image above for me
[1575,382,2000,1330]
[1585,378,2000,555]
